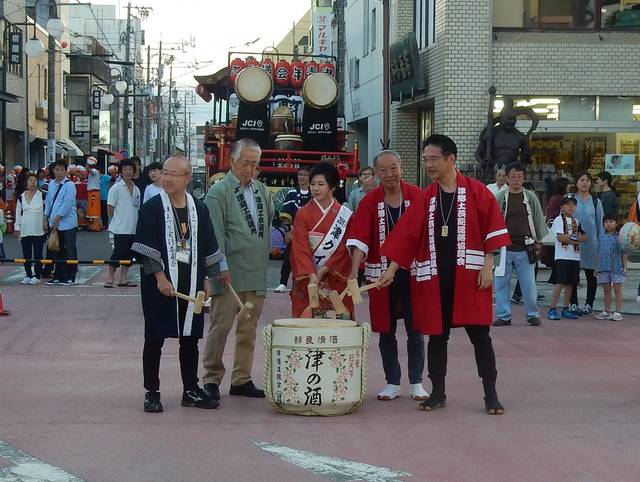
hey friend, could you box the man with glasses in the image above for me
[132,156,226,413]
[377,134,511,415]
[202,138,275,403]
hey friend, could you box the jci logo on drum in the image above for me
[240,119,264,129]
[310,122,332,134]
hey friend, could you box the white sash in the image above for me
[160,191,199,336]
[313,203,352,269]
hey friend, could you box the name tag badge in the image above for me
[177,246,191,264]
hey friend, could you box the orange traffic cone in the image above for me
[0,291,10,316]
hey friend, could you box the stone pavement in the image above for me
[1,259,640,481]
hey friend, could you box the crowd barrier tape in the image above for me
[0,258,139,266]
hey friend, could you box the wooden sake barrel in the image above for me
[263,318,371,416]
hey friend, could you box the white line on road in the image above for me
[251,440,412,482]
[0,439,85,482]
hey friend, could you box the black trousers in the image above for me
[21,235,44,278]
[279,242,292,286]
[52,228,78,282]
[570,268,597,307]
[143,336,199,392]
[428,273,497,397]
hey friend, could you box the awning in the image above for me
[57,138,83,157]
[0,90,19,104]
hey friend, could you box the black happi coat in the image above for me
[133,193,221,340]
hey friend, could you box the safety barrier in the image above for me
[0,259,139,266]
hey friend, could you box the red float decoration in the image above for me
[229,57,245,82]
[274,60,291,86]
[320,61,336,77]
[305,60,319,79]
[260,59,275,80]
[290,59,305,88]
[245,55,259,68]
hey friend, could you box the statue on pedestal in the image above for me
[475,87,539,178]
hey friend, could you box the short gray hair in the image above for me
[231,138,262,162]
[372,149,402,167]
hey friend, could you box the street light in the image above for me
[46,17,65,40]
[115,80,128,94]
[101,93,115,106]
[24,38,46,58]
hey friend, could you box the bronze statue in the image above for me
[476,87,539,176]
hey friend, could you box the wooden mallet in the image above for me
[228,284,254,320]
[341,279,380,305]
[175,290,207,315]
[307,283,320,308]
[328,290,349,315]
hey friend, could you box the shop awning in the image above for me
[57,138,83,157]
[0,90,19,104]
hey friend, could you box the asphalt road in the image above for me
[1,256,640,481]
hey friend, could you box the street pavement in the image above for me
[0,231,640,481]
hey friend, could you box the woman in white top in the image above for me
[14,173,46,284]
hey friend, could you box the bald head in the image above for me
[374,150,403,192]
[162,155,192,196]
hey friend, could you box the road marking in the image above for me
[251,440,412,482]
[0,439,85,482]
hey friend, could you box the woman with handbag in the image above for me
[14,173,45,284]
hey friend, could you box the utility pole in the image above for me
[334,0,346,118]
[167,63,173,155]
[183,90,187,156]
[123,1,132,153]
[47,0,57,165]
[155,40,162,161]
[145,44,150,162]
[381,0,390,148]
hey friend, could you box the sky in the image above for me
[96,0,312,125]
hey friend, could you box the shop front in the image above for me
[495,95,640,218]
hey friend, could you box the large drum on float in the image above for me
[263,319,371,416]
[235,66,273,104]
[302,73,338,109]
[271,105,294,134]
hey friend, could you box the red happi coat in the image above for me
[381,174,511,335]
[290,199,354,318]
[346,181,423,333]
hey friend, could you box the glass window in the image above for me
[414,0,435,49]
[602,0,640,28]
[494,0,607,29]
[371,8,377,51]
[493,96,598,121]
[363,0,369,56]
[600,96,640,121]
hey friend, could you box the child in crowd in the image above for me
[595,214,628,321]
[548,195,587,320]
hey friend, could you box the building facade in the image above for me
[343,0,383,167]
[390,0,640,202]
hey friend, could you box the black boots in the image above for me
[483,379,504,415]
[144,391,163,413]
[420,378,446,411]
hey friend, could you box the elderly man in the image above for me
[347,151,428,402]
[132,156,225,413]
[202,138,275,402]
[486,168,507,197]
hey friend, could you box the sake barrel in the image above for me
[618,221,640,252]
[263,319,371,416]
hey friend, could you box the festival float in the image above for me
[194,49,359,198]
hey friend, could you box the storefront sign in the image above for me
[605,154,636,176]
[389,33,425,102]
[8,31,22,65]
[92,90,102,110]
[73,115,91,134]
[313,6,333,56]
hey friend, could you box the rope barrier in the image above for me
[0,258,139,266]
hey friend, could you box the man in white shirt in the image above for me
[105,159,141,287]
[486,168,507,197]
